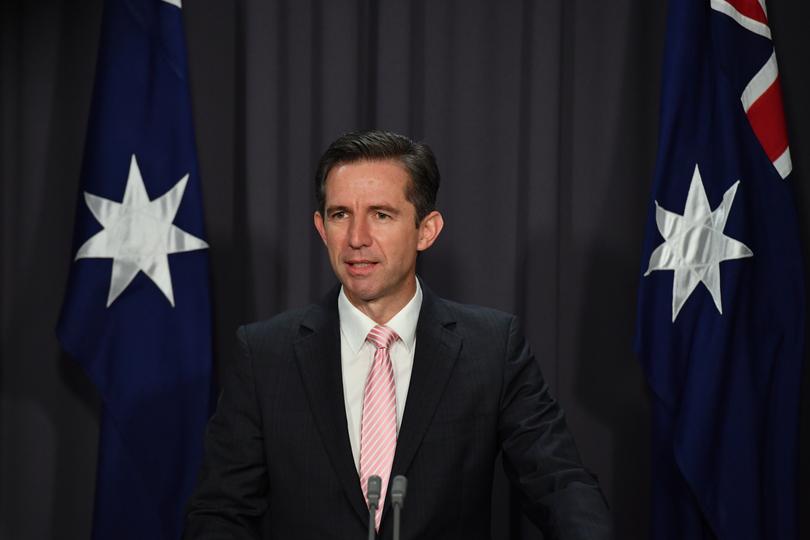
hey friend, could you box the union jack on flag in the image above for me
[636,0,803,538]
[711,0,791,178]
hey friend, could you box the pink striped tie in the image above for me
[359,325,399,530]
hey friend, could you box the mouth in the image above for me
[344,259,378,276]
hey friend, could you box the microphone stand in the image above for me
[390,476,408,540]
[366,476,382,540]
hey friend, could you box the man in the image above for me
[185,130,612,539]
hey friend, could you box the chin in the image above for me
[339,278,376,299]
[347,287,381,303]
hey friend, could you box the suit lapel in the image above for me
[293,289,368,526]
[293,283,463,529]
[388,284,462,491]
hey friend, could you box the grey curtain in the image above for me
[2,1,809,539]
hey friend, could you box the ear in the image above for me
[416,211,444,252]
[314,211,327,245]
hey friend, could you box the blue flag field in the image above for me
[636,1,804,539]
[57,1,213,538]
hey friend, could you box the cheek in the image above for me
[387,232,419,260]
[324,234,344,258]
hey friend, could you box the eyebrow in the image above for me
[369,205,400,215]
[324,204,401,215]
[325,205,349,215]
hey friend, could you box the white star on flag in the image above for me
[75,154,208,307]
[644,164,753,321]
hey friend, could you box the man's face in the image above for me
[314,159,442,317]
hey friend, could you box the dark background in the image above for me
[1,1,809,539]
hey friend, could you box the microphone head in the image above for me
[391,475,408,506]
[367,475,382,507]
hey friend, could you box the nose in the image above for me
[348,216,372,249]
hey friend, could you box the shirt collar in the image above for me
[338,279,423,354]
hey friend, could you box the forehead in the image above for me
[324,159,411,203]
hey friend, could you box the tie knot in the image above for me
[367,325,399,350]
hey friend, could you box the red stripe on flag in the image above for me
[726,0,769,24]
[746,76,789,162]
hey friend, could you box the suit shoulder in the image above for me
[237,305,313,352]
[437,298,517,333]
[241,306,309,333]
[433,298,526,368]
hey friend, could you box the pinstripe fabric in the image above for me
[359,325,399,530]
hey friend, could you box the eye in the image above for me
[375,211,391,220]
[330,210,347,220]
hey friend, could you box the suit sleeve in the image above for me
[184,326,268,539]
[498,316,613,540]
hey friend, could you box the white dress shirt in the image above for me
[338,280,422,472]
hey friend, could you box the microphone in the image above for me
[366,475,382,540]
[390,475,408,540]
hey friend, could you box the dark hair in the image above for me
[314,130,440,226]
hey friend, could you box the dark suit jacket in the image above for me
[185,283,612,539]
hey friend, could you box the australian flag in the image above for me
[57,1,212,539]
[635,0,803,539]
